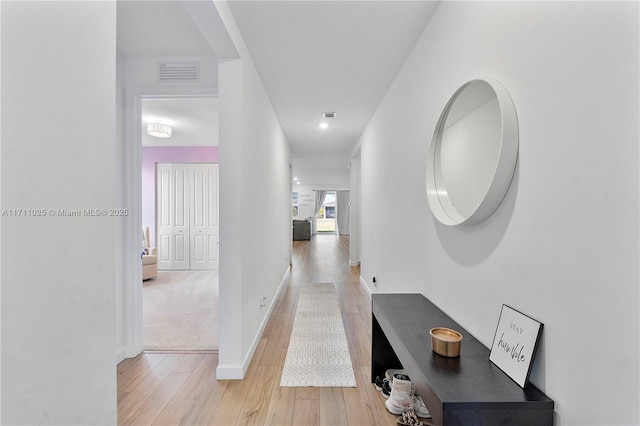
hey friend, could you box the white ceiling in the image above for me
[228,1,439,158]
[117,1,440,186]
[141,97,219,147]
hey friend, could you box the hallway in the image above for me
[117,235,397,425]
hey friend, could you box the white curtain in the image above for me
[314,190,327,216]
[313,190,327,234]
[336,190,350,235]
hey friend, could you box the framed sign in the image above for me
[489,305,543,388]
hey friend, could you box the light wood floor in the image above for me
[117,235,397,425]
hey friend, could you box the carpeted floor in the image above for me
[280,282,357,387]
[143,270,218,351]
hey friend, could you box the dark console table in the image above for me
[372,294,554,426]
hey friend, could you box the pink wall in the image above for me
[142,146,219,246]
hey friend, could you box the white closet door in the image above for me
[171,165,190,270]
[156,163,218,271]
[190,164,219,270]
[156,164,173,270]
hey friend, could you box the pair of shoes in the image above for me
[374,375,391,398]
[377,370,409,399]
[387,373,410,400]
[376,370,406,389]
[384,371,411,401]
[385,375,431,419]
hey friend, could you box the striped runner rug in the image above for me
[280,283,357,387]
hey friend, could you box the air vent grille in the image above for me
[158,62,200,83]
[323,112,336,118]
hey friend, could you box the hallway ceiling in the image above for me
[117,1,440,186]
[141,98,219,147]
[228,1,439,158]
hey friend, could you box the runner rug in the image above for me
[280,282,357,387]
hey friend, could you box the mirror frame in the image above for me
[426,78,518,226]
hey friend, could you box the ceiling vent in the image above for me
[158,62,200,83]
[323,112,337,119]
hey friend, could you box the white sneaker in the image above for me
[384,375,432,419]
[411,394,431,419]
[385,369,408,383]
[384,375,414,415]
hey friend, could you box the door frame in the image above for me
[122,88,218,358]
[349,149,361,266]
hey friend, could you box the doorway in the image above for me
[116,0,233,360]
[317,190,337,233]
[140,96,219,351]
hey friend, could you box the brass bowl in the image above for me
[430,327,463,357]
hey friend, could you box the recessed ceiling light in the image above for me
[294,177,298,181]
[319,122,329,129]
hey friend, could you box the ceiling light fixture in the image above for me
[147,123,172,138]
[319,122,329,129]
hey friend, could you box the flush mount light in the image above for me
[319,122,329,129]
[146,123,172,138]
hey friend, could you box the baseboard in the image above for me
[359,275,372,297]
[116,347,126,365]
[216,267,291,380]
[215,363,245,380]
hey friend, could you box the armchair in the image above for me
[142,226,158,280]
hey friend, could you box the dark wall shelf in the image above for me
[372,294,553,426]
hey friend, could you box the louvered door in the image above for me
[156,163,218,270]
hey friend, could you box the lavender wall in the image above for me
[141,146,219,246]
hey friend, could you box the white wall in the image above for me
[215,1,292,378]
[1,2,117,424]
[292,155,351,189]
[123,56,218,92]
[357,2,639,425]
[293,184,316,220]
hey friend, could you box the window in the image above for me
[325,206,336,218]
[317,191,336,232]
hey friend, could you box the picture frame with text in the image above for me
[489,304,543,388]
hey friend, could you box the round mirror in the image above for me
[426,79,518,226]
